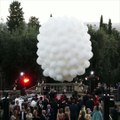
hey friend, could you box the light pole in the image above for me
[85,71,100,94]
[0,69,5,98]
[90,70,94,94]
[20,72,25,88]
[20,72,26,96]
[108,71,111,94]
[0,69,2,98]
[14,72,25,89]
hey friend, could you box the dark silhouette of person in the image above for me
[86,97,94,111]
[83,93,89,106]
[20,106,27,120]
[110,105,119,120]
[103,94,110,120]
[2,92,10,120]
[69,99,79,120]
[46,104,54,120]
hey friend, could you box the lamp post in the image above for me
[89,70,94,94]
[20,72,27,96]
[14,72,24,90]
[0,68,5,97]
[108,71,111,94]
[0,69,2,98]
[20,72,25,87]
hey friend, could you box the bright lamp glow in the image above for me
[90,71,94,75]
[20,72,24,76]
[23,78,30,84]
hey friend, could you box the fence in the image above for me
[0,82,87,96]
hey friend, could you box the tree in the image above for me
[28,16,40,30]
[7,1,24,32]
[99,15,103,29]
[108,19,112,34]
[88,24,120,84]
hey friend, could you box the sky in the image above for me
[0,0,120,24]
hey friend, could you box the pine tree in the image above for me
[28,16,40,29]
[99,15,103,29]
[7,1,24,32]
[108,19,112,34]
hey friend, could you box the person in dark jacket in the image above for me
[40,110,47,120]
[86,97,94,111]
[110,105,119,120]
[2,92,10,120]
[19,106,26,120]
[69,99,79,120]
[46,104,54,120]
[83,93,89,106]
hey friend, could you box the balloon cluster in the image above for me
[37,17,93,82]
[31,100,37,107]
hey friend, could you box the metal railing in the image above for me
[0,82,87,96]
[0,83,119,100]
[27,82,88,95]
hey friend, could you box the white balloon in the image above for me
[43,69,49,76]
[56,74,63,81]
[31,100,37,107]
[83,61,90,68]
[49,70,55,78]
[37,17,93,82]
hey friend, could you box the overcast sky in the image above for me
[0,0,120,24]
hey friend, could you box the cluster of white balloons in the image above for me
[30,100,37,107]
[37,17,93,82]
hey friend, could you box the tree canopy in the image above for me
[7,1,24,32]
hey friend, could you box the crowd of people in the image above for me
[0,90,120,120]
[1,80,120,120]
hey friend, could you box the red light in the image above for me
[22,77,30,86]
[24,78,29,83]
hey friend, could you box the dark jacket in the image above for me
[19,111,26,120]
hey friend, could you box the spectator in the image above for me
[78,105,86,120]
[40,110,47,120]
[86,97,94,111]
[46,104,54,120]
[32,107,40,120]
[26,108,33,120]
[85,108,91,120]
[10,109,18,120]
[14,100,21,117]
[2,93,10,120]
[57,108,65,120]
[0,105,3,120]
[64,106,71,120]
[110,105,119,120]
[19,106,26,120]
[69,99,78,120]
[92,105,103,120]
